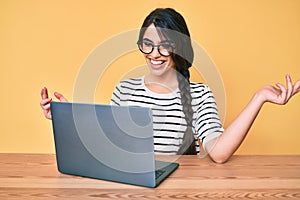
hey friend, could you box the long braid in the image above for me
[138,8,196,154]
[176,69,196,155]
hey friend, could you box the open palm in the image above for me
[258,75,300,105]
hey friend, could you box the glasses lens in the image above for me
[139,41,153,54]
[158,43,174,56]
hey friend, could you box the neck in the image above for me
[144,71,178,94]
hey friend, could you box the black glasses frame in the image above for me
[137,41,175,57]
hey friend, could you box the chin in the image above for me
[149,67,174,78]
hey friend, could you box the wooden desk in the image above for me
[0,154,299,199]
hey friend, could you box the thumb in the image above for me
[292,79,300,96]
[54,92,68,102]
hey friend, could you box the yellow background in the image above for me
[1,0,299,154]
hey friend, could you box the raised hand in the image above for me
[207,74,300,163]
[40,87,68,119]
[257,74,300,105]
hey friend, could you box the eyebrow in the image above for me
[142,38,173,44]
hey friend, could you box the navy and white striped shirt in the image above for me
[111,76,224,155]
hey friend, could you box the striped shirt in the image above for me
[111,76,224,155]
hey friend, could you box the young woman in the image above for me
[40,8,300,163]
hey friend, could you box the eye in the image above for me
[161,43,170,48]
[160,43,173,50]
[143,41,153,47]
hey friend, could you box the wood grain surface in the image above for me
[0,154,299,199]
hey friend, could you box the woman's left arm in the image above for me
[207,74,300,163]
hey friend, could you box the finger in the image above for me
[54,92,68,102]
[42,103,51,111]
[45,113,52,120]
[40,100,52,120]
[285,74,293,100]
[40,98,52,107]
[40,87,49,99]
[292,79,300,96]
[43,109,52,120]
[269,84,280,94]
[275,82,287,103]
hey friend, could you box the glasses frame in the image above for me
[137,40,176,57]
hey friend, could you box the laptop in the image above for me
[50,101,179,188]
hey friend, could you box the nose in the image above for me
[149,46,161,58]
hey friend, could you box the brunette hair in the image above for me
[138,8,196,155]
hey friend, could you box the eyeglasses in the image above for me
[137,39,175,57]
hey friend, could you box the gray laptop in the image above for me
[50,102,179,188]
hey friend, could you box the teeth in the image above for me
[150,60,163,65]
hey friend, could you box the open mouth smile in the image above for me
[150,59,165,65]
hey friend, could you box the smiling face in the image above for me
[142,24,176,79]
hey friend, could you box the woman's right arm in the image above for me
[40,87,68,120]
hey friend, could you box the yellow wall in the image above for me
[1,0,299,154]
